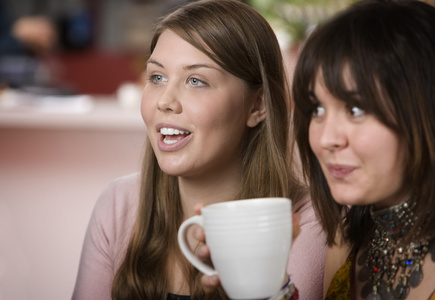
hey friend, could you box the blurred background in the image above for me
[2,0,412,299]
[0,0,194,94]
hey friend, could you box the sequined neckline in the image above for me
[370,198,415,240]
[357,199,435,299]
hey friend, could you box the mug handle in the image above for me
[177,215,218,276]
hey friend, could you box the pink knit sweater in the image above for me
[72,173,326,300]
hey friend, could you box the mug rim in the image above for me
[201,197,291,213]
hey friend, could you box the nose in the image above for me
[156,84,182,113]
[317,115,348,151]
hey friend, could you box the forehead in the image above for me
[150,30,217,67]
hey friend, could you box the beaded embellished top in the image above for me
[325,250,435,300]
[326,199,435,300]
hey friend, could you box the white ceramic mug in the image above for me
[177,197,292,300]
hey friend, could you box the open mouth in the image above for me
[160,127,191,145]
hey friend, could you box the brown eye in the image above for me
[349,106,365,117]
[312,105,325,118]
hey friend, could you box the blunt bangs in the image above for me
[294,3,407,133]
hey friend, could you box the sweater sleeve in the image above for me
[287,197,327,300]
[71,173,140,300]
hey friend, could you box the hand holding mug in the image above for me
[178,198,293,300]
[194,208,301,291]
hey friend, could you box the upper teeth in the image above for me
[160,127,190,135]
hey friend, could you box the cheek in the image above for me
[194,95,247,129]
[360,125,402,169]
[373,137,404,178]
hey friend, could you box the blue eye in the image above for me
[189,77,205,86]
[149,74,167,83]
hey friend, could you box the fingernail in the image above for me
[210,275,218,285]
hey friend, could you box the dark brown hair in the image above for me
[112,0,307,299]
[293,0,435,247]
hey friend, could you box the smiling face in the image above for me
[308,71,406,208]
[141,30,263,179]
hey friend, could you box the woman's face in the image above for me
[308,71,406,208]
[141,30,262,179]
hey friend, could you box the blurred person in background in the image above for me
[0,0,57,88]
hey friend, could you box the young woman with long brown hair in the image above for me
[72,1,326,299]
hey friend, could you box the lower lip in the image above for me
[157,134,192,152]
[327,166,356,179]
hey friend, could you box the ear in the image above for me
[246,88,266,128]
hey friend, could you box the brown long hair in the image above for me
[112,0,307,299]
[292,0,435,248]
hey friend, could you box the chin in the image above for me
[331,192,365,207]
[156,160,183,175]
[158,166,183,177]
[159,163,197,178]
[333,198,352,206]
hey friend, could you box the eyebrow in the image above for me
[184,63,221,72]
[147,59,164,68]
[147,59,222,73]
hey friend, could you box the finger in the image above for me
[200,274,220,293]
[195,243,210,260]
[193,226,206,243]
[194,203,205,215]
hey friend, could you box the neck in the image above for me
[178,164,242,219]
[370,196,415,240]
